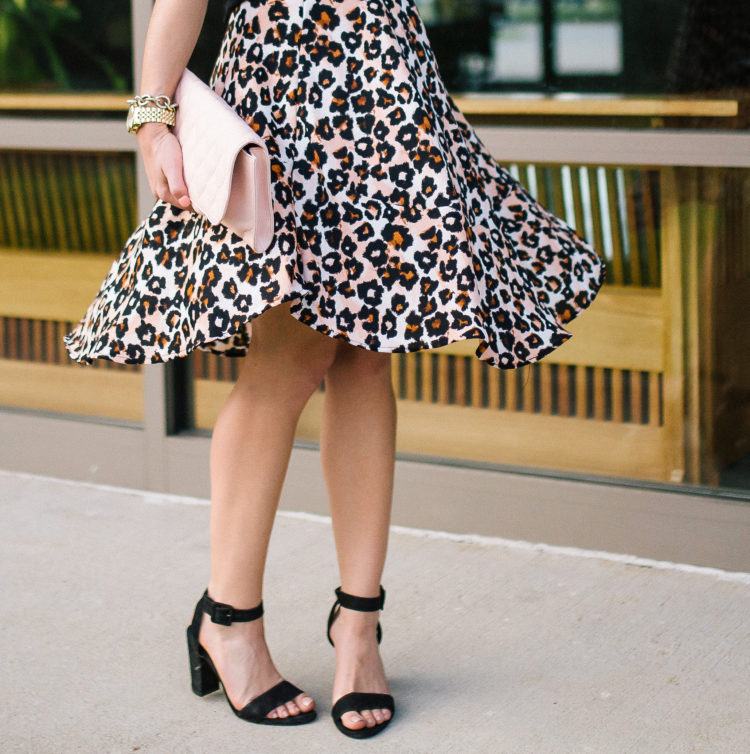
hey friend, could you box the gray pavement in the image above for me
[1,469,749,753]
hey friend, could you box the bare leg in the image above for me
[199,302,338,721]
[320,343,397,731]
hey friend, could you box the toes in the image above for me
[267,696,313,721]
[372,708,385,724]
[341,711,366,730]
[296,694,315,712]
[382,707,391,720]
[360,709,377,728]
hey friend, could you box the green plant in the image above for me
[0,0,128,90]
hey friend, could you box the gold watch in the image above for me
[126,94,178,134]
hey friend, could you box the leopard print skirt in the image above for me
[64,0,605,369]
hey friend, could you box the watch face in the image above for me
[126,107,135,132]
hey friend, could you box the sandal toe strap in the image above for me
[239,680,304,722]
[332,692,395,720]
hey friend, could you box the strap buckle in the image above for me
[209,602,235,626]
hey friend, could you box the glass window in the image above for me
[0,0,132,92]
[414,0,750,97]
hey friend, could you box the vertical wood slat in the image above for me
[437,353,450,405]
[24,153,49,250]
[593,366,606,420]
[576,365,587,419]
[37,154,60,250]
[649,371,661,427]
[641,170,660,286]
[471,358,483,408]
[625,170,643,287]
[59,154,84,251]
[38,152,60,250]
[611,369,624,423]
[454,355,466,406]
[88,154,109,252]
[0,155,21,247]
[71,154,95,250]
[521,366,535,413]
[540,362,553,415]
[536,165,551,209]
[96,154,119,252]
[108,156,129,246]
[631,369,644,424]
[571,164,586,237]
[52,320,63,364]
[487,363,500,410]
[421,351,433,403]
[109,155,134,249]
[206,353,219,382]
[31,318,43,362]
[390,353,401,397]
[606,169,625,285]
[549,167,566,223]
[16,154,38,248]
[7,153,30,248]
[405,353,418,401]
[45,152,70,250]
[7,317,18,359]
[587,166,606,260]
[42,320,54,364]
[22,318,30,360]
[557,363,570,417]
[505,369,517,411]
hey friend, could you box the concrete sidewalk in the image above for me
[1,469,749,753]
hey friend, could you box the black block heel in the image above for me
[327,585,395,739]
[186,589,316,725]
[186,627,219,697]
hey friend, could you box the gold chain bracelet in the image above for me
[126,94,178,113]
[126,93,179,134]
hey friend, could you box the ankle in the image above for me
[332,608,381,635]
[199,614,266,646]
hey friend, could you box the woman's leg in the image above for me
[320,343,397,731]
[199,301,338,720]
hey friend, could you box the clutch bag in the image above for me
[172,68,273,252]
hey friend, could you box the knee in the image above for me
[327,344,392,387]
[240,336,338,403]
[292,342,339,395]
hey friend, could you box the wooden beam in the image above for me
[432,287,664,372]
[0,359,143,421]
[193,380,669,481]
[451,94,739,118]
[0,92,739,118]
[0,250,115,321]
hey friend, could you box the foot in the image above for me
[199,615,314,721]
[329,606,392,732]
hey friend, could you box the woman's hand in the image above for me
[136,121,194,212]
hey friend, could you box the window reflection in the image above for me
[415,0,749,96]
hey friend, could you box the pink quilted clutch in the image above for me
[172,68,273,253]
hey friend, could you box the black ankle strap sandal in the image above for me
[186,589,316,726]
[327,585,385,646]
[327,585,395,739]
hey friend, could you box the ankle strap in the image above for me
[200,589,264,626]
[334,585,385,612]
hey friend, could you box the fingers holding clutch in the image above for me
[137,123,194,213]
